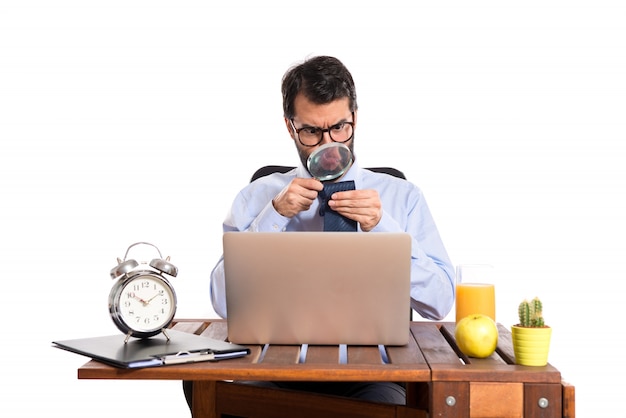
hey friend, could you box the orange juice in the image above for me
[455,283,496,323]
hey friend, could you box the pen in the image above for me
[161,351,216,365]
[127,358,164,368]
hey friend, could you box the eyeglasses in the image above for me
[290,114,355,147]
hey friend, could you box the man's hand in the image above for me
[328,189,382,232]
[272,178,324,218]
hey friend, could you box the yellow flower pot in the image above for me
[511,325,552,366]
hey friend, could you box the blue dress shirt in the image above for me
[210,160,455,320]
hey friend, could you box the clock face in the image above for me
[109,273,176,337]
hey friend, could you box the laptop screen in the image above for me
[223,232,411,345]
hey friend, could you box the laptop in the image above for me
[223,232,411,346]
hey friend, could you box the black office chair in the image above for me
[251,165,406,182]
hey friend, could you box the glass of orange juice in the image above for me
[455,264,496,323]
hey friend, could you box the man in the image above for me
[188,55,455,406]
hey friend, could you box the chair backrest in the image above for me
[251,165,406,182]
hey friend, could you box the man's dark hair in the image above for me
[281,56,358,120]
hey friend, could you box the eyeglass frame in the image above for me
[289,112,355,147]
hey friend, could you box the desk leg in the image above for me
[562,381,576,418]
[430,381,469,418]
[524,383,562,418]
[406,382,429,410]
[192,380,217,418]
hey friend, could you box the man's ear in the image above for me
[284,118,296,139]
[352,111,358,128]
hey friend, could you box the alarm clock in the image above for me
[108,242,178,342]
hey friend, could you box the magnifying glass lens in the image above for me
[307,143,353,182]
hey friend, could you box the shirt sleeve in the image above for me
[246,201,291,232]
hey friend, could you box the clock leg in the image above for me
[124,331,133,344]
[162,328,171,341]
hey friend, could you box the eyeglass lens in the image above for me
[298,122,353,146]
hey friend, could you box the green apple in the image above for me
[454,314,498,358]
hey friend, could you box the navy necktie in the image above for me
[319,180,357,232]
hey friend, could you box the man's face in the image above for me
[285,93,356,172]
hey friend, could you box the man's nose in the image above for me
[320,130,333,145]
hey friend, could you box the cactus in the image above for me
[517,297,546,327]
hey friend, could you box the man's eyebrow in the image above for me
[298,117,350,129]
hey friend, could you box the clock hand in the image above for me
[132,295,149,306]
[144,293,161,304]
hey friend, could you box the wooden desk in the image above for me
[78,319,575,418]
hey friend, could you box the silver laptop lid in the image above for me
[223,232,411,345]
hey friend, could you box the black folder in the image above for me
[53,329,250,368]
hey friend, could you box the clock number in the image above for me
[126,291,135,299]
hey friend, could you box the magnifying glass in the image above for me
[306,143,354,182]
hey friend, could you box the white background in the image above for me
[1,1,624,417]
